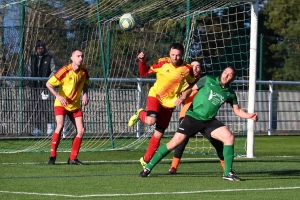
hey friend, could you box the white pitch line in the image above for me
[1,186,300,198]
[0,191,75,197]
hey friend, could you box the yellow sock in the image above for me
[171,157,181,169]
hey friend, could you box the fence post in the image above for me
[96,0,115,148]
[18,2,26,136]
[268,82,273,135]
[259,34,263,91]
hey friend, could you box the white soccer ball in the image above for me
[119,13,138,31]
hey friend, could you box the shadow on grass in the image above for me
[156,169,300,181]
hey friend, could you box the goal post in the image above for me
[0,0,258,157]
[247,0,259,158]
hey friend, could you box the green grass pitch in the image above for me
[0,136,299,199]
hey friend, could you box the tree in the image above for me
[263,0,300,85]
[0,0,10,79]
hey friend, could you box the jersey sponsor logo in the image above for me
[208,90,225,105]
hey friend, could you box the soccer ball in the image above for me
[119,13,138,31]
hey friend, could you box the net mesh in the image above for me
[0,0,252,155]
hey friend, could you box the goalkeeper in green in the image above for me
[139,66,258,181]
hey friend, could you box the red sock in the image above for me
[70,137,82,160]
[139,110,146,123]
[50,133,61,157]
[144,135,160,162]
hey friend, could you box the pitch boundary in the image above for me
[1,186,300,198]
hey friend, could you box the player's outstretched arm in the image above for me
[175,84,198,106]
[138,52,154,77]
[138,52,148,76]
[138,52,146,62]
[233,104,258,121]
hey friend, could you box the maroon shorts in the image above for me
[54,106,83,119]
[146,96,174,132]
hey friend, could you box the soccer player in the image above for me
[128,43,197,169]
[168,62,225,174]
[139,66,258,181]
[46,49,89,165]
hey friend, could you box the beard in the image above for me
[172,59,183,66]
[219,77,228,88]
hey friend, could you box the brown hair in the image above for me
[170,43,184,54]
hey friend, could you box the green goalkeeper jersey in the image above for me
[186,75,238,120]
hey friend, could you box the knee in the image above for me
[145,117,156,126]
[153,131,163,139]
[76,127,85,138]
[55,124,64,132]
[224,134,234,145]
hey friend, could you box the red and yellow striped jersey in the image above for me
[48,64,89,111]
[139,57,196,108]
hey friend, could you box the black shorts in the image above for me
[177,115,225,141]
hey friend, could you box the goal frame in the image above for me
[207,0,259,158]
[246,0,259,158]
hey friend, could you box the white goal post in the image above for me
[207,0,259,158]
[247,0,259,158]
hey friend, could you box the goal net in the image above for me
[0,0,256,156]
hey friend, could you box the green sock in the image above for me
[223,145,234,176]
[146,144,170,171]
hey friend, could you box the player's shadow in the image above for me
[159,169,300,181]
[238,169,300,180]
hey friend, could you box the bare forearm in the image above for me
[234,106,257,121]
[235,109,252,119]
[46,82,58,97]
[180,88,192,100]
[181,83,198,100]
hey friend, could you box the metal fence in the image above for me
[0,77,300,138]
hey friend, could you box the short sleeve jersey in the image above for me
[186,75,238,120]
[179,76,200,118]
[147,57,196,108]
[48,64,89,111]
